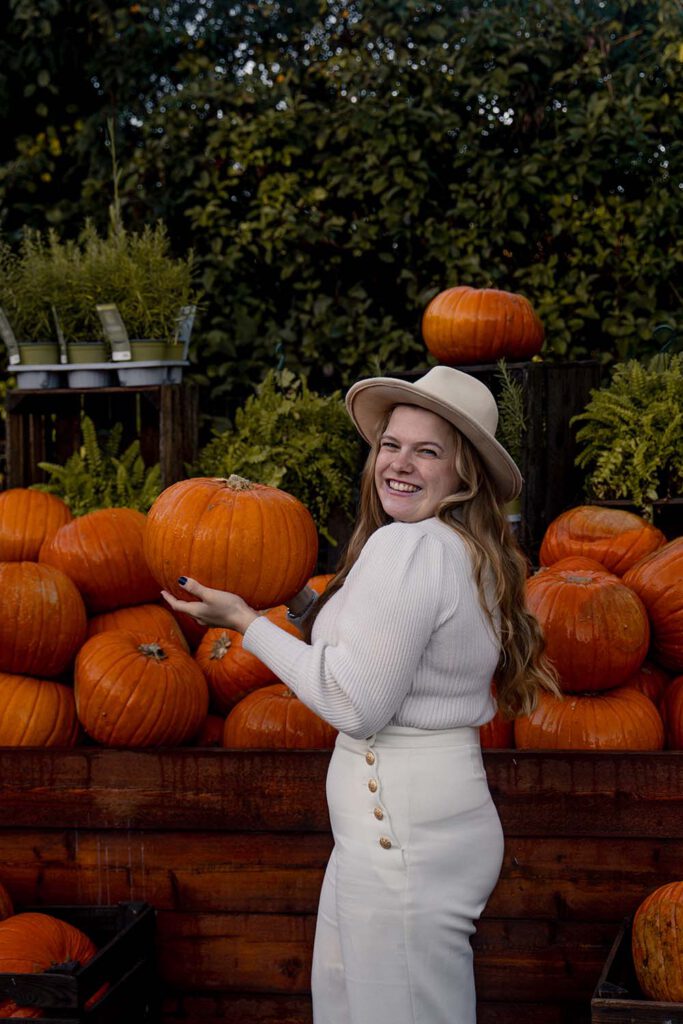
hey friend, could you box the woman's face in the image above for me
[374,405,461,522]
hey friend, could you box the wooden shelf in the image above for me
[5,380,198,489]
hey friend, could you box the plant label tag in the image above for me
[0,307,21,364]
[173,304,197,359]
[51,305,69,363]
[96,304,131,361]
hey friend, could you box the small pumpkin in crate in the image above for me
[0,562,87,678]
[539,505,666,577]
[421,285,544,365]
[0,488,72,562]
[223,683,337,749]
[0,912,101,1017]
[480,680,514,749]
[514,687,664,751]
[525,565,650,692]
[144,475,318,610]
[632,881,683,1001]
[660,675,683,749]
[623,537,683,673]
[621,660,671,708]
[40,507,160,613]
[75,629,209,747]
[191,713,226,747]
[0,673,79,747]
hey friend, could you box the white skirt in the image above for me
[311,726,504,1024]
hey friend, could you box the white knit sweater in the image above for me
[242,517,500,739]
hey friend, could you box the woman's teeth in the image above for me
[388,480,420,493]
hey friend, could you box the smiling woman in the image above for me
[162,365,560,1024]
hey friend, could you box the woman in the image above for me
[163,365,559,1024]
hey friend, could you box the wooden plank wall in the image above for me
[0,749,681,1023]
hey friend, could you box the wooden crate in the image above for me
[0,901,157,1023]
[4,382,198,489]
[591,919,683,1023]
[0,748,680,1024]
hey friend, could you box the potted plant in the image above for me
[571,352,683,535]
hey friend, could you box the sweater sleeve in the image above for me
[242,523,457,738]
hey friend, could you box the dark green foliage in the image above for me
[196,369,362,541]
[0,0,680,416]
[33,414,162,514]
[572,353,683,514]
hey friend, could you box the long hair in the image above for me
[303,407,560,718]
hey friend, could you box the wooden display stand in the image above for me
[0,747,679,1024]
[4,381,198,489]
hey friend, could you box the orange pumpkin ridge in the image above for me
[539,505,666,576]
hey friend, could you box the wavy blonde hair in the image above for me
[303,407,560,718]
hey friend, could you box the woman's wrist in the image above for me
[233,607,259,634]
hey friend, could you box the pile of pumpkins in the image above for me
[482,504,683,751]
[0,478,336,751]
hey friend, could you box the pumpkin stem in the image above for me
[211,632,232,660]
[225,474,255,490]
[138,642,168,661]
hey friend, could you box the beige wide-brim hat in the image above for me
[345,365,523,503]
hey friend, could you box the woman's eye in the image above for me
[420,448,438,457]
[380,440,398,449]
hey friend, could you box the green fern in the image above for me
[196,369,361,543]
[571,353,683,517]
[32,414,162,515]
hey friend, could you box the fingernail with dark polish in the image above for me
[178,576,187,585]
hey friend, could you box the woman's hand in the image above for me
[161,577,258,634]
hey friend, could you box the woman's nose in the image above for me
[391,446,414,472]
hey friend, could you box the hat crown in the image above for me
[409,366,499,435]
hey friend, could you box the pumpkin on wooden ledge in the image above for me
[0,488,72,562]
[514,687,665,751]
[143,475,319,610]
[539,504,667,577]
[223,683,337,749]
[74,629,209,747]
[39,507,160,613]
[0,562,86,678]
[0,672,79,747]
[525,564,650,693]
[421,285,544,365]
[195,604,300,714]
[623,537,683,674]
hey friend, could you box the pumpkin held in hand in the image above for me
[144,475,318,609]
[421,285,544,365]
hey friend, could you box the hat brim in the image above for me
[345,377,523,504]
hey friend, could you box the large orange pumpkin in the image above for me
[195,604,301,714]
[421,285,544,365]
[514,687,664,751]
[0,673,79,746]
[0,912,99,1018]
[223,683,337,749]
[86,602,189,650]
[75,630,209,747]
[40,507,160,613]
[0,562,87,678]
[0,488,72,562]
[525,566,650,692]
[144,475,318,609]
[623,538,683,673]
[632,882,683,1001]
[539,505,666,576]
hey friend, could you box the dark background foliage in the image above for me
[0,0,680,423]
